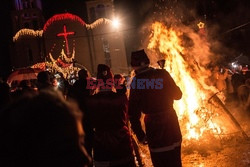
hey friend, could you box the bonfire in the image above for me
[133,21,250,167]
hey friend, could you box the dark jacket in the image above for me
[128,67,182,151]
[86,91,135,165]
[67,79,93,157]
[68,79,90,101]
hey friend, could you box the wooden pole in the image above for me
[208,93,249,140]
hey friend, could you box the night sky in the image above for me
[1,0,250,79]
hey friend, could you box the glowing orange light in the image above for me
[147,22,224,143]
[112,18,120,29]
[43,13,85,31]
[197,22,205,29]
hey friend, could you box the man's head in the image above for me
[78,68,88,80]
[97,64,113,83]
[0,89,91,166]
[37,71,51,84]
[131,49,150,70]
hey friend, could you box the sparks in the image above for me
[148,22,224,143]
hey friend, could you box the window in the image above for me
[24,13,29,18]
[96,4,106,18]
[24,22,29,28]
[102,39,111,67]
[105,4,113,19]
[32,20,38,30]
[89,7,96,22]
[30,0,35,8]
[22,0,28,9]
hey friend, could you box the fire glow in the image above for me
[147,22,223,142]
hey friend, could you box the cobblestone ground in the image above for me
[182,137,250,167]
[139,133,250,167]
[137,100,250,167]
[182,100,250,167]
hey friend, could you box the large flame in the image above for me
[147,22,224,142]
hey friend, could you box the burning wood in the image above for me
[146,21,247,147]
[208,92,249,140]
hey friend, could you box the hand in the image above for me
[139,136,148,145]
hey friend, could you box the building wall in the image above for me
[90,24,128,75]
[11,0,44,69]
[86,0,114,23]
[85,0,129,75]
[11,37,43,68]
[11,0,44,34]
[11,0,129,75]
[43,19,92,73]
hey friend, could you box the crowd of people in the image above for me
[0,49,183,167]
[1,48,249,167]
[210,65,250,112]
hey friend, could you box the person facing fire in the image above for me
[86,64,136,167]
[67,68,93,161]
[128,49,183,167]
[212,66,228,93]
[114,73,127,95]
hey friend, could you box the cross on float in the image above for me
[57,25,75,56]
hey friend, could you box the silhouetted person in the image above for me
[55,72,71,97]
[128,49,183,167]
[231,72,245,95]
[68,68,93,160]
[86,64,136,167]
[245,78,250,112]
[10,79,37,100]
[114,74,127,95]
[0,89,91,167]
[212,66,228,92]
[237,78,250,112]
[37,71,53,91]
[68,68,90,100]
[0,82,11,110]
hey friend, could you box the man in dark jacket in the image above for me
[67,68,93,160]
[86,64,136,167]
[128,49,183,167]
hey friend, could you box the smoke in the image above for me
[132,1,250,148]
[132,0,242,69]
